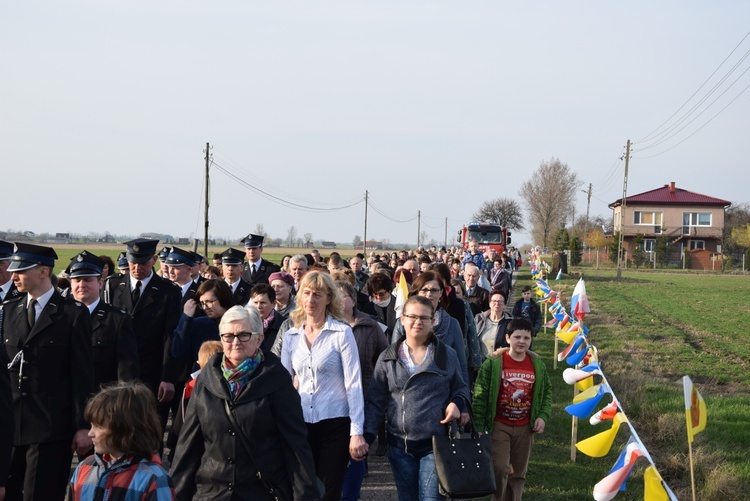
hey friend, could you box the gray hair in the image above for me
[289,254,308,269]
[219,305,263,334]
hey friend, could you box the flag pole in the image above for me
[688,438,697,501]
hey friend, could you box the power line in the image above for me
[368,200,417,223]
[212,160,363,212]
[634,79,750,159]
[636,30,750,145]
[212,148,361,208]
[635,58,750,152]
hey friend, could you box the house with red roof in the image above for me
[609,182,731,265]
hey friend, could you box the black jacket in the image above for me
[241,259,280,286]
[90,300,140,388]
[232,278,253,307]
[171,351,320,501]
[104,273,182,391]
[1,291,95,444]
[0,338,14,485]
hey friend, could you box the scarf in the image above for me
[221,351,264,399]
[263,309,276,331]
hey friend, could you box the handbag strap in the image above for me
[446,399,480,439]
[223,400,279,500]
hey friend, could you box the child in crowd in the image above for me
[511,285,542,337]
[166,340,223,460]
[472,318,552,501]
[66,382,175,501]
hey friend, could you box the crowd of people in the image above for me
[0,235,549,501]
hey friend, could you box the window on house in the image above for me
[643,239,656,252]
[634,211,663,226]
[689,240,705,250]
[683,212,711,226]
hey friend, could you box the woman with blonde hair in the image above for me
[281,271,367,501]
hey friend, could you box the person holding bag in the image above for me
[472,318,552,501]
[171,306,320,500]
[364,295,469,501]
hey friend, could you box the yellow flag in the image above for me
[576,413,627,457]
[394,270,409,318]
[644,465,669,501]
[683,376,707,443]
[556,328,578,345]
[575,376,594,392]
[572,384,601,403]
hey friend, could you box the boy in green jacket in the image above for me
[473,318,552,501]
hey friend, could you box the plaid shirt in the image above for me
[67,452,175,501]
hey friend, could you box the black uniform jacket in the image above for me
[232,278,252,307]
[171,351,320,501]
[0,340,14,486]
[1,291,95,445]
[241,258,280,286]
[104,273,181,390]
[90,300,140,388]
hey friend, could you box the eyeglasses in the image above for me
[220,332,258,343]
[403,314,433,323]
[490,299,505,304]
[371,290,390,299]
[418,287,442,295]
[199,298,218,308]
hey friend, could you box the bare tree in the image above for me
[286,226,297,247]
[352,235,363,247]
[519,158,582,248]
[303,233,313,248]
[419,231,429,248]
[254,223,268,238]
[472,198,524,230]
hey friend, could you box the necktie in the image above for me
[132,280,142,305]
[27,298,37,329]
[251,264,257,281]
[467,287,474,296]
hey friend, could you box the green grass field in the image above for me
[47,245,750,500]
[517,269,750,500]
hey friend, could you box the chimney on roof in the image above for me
[669,181,675,193]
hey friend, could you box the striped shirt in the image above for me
[281,316,365,436]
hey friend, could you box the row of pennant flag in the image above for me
[529,252,707,501]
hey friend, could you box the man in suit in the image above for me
[2,243,95,501]
[67,250,139,389]
[221,248,251,306]
[103,239,181,425]
[464,263,490,315]
[166,247,200,308]
[0,241,22,303]
[240,233,280,285]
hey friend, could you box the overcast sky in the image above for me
[2,1,748,248]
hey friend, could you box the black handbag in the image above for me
[432,402,496,498]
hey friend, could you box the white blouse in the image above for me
[281,316,365,436]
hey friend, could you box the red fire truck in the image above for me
[457,222,511,254]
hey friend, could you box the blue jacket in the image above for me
[364,337,469,458]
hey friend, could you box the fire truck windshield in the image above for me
[468,228,503,244]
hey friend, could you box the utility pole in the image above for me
[363,190,368,255]
[444,217,448,248]
[616,140,631,279]
[417,210,421,248]
[584,183,592,244]
[203,142,210,259]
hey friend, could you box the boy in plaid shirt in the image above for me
[67,383,174,501]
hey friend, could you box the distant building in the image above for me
[609,181,731,266]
